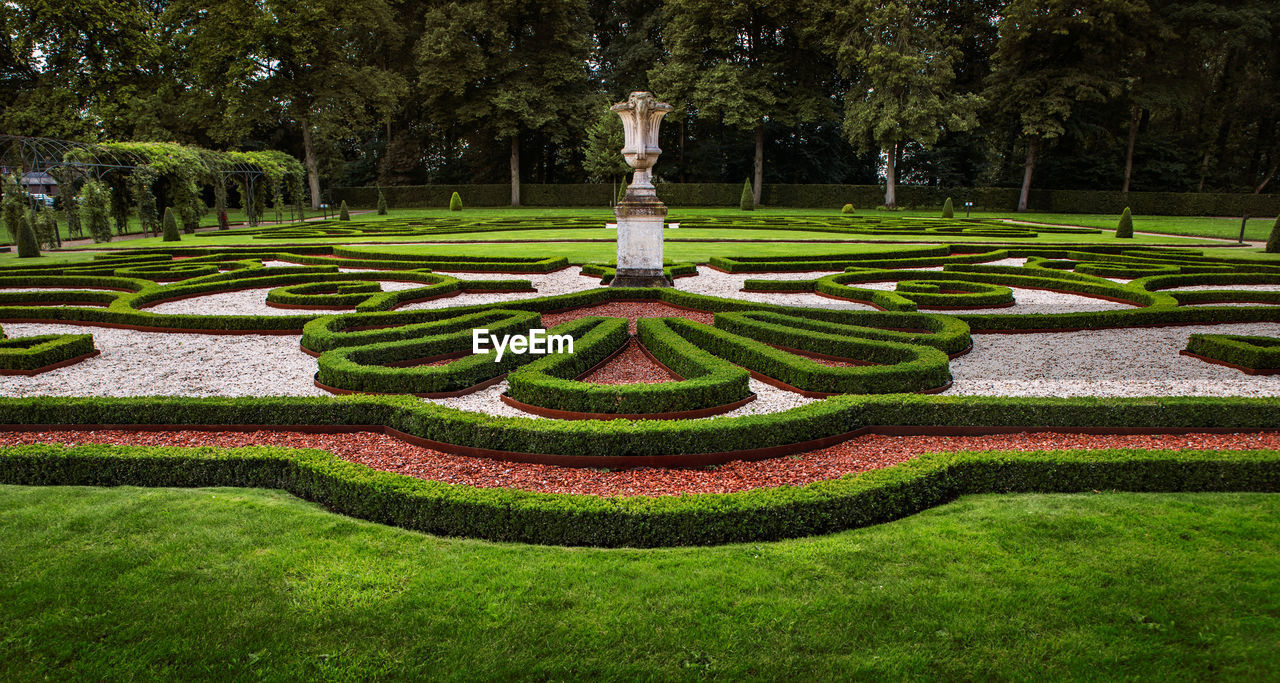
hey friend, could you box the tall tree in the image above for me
[986,0,1151,211]
[834,0,982,208]
[651,0,831,206]
[416,0,592,206]
[168,0,408,208]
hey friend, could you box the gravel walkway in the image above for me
[949,323,1280,397]
[396,268,601,311]
[0,322,325,398]
[676,267,875,310]
[3,429,1275,496]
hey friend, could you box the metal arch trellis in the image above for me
[0,135,292,235]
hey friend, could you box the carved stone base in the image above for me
[610,268,673,288]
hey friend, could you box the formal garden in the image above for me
[4,0,1280,677]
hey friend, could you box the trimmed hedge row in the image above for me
[676,316,952,394]
[715,310,970,355]
[314,310,543,394]
[1,394,1279,459]
[1184,334,1280,371]
[330,247,568,272]
[506,317,752,414]
[0,333,95,371]
[2,443,1277,546]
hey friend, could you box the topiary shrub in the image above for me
[63,187,82,239]
[376,186,388,215]
[161,207,181,242]
[617,183,627,204]
[339,200,351,221]
[1116,207,1134,238]
[16,214,39,257]
[34,207,57,250]
[449,192,463,211]
[942,197,954,218]
[841,203,855,215]
[2,173,25,243]
[739,179,754,211]
[1266,216,1280,253]
[80,180,112,243]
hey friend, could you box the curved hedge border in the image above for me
[1183,334,1280,374]
[0,443,1274,547]
[0,332,96,374]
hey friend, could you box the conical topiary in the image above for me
[1266,215,1280,253]
[162,207,181,242]
[617,182,627,204]
[376,187,388,215]
[449,192,463,211]
[739,179,754,211]
[841,203,855,215]
[339,200,350,221]
[16,214,39,257]
[942,197,954,218]
[1116,207,1134,238]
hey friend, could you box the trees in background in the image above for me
[0,0,1276,198]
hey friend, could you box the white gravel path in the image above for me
[948,323,1280,397]
[817,279,1136,314]
[0,322,325,398]
[675,267,875,310]
[144,280,449,316]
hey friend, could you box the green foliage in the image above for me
[449,192,462,212]
[34,206,58,250]
[0,334,93,371]
[1266,216,1280,253]
[63,186,82,239]
[1184,334,1280,372]
[214,181,230,231]
[1116,207,1134,238]
[376,187,388,215]
[161,207,181,242]
[2,174,25,243]
[15,214,40,257]
[617,182,627,204]
[339,200,351,221]
[79,180,113,243]
[942,197,954,218]
[582,106,629,183]
[740,179,754,211]
[842,203,855,214]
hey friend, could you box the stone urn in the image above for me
[610,91,674,288]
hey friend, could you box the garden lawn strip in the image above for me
[2,429,1277,497]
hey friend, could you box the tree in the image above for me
[450,192,463,211]
[835,0,982,208]
[1265,216,1280,253]
[80,179,112,243]
[168,0,408,209]
[161,207,181,242]
[15,213,38,257]
[339,200,351,220]
[986,0,1149,211]
[1116,207,1134,238]
[582,106,630,195]
[376,187,388,215]
[2,174,24,242]
[942,197,954,218]
[416,0,592,206]
[739,179,754,211]
[131,167,160,237]
[34,206,57,250]
[651,0,832,206]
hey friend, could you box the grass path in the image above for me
[1,485,1276,679]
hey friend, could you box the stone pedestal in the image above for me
[612,196,671,287]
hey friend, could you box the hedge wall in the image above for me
[330,183,1280,216]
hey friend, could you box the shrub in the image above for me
[739,179,754,211]
[80,180,113,243]
[2,173,25,243]
[214,181,230,231]
[339,200,350,221]
[942,197,954,218]
[161,207,181,242]
[376,187,388,215]
[1116,207,1134,238]
[34,207,57,250]
[63,187,82,239]
[16,214,39,258]
[449,192,463,211]
[1266,216,1280,253]
[841,203,855,215]
[617,182,627,204]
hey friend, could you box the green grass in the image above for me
[1,484,1276,679]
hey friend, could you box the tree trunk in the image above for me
[753,122,764,207]
[1197,149,1211,192]
[884,143,897,209]
[510,135,520,207]
[1018,138,1037,213]
[1257,160,1279,194]
[302,122,321,210]
[1122,104,1140,193]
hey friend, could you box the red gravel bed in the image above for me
[580,339,679,384]
[542,301,713,334]
[3,429,1277,497]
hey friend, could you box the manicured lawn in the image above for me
[1,484,1276,679]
